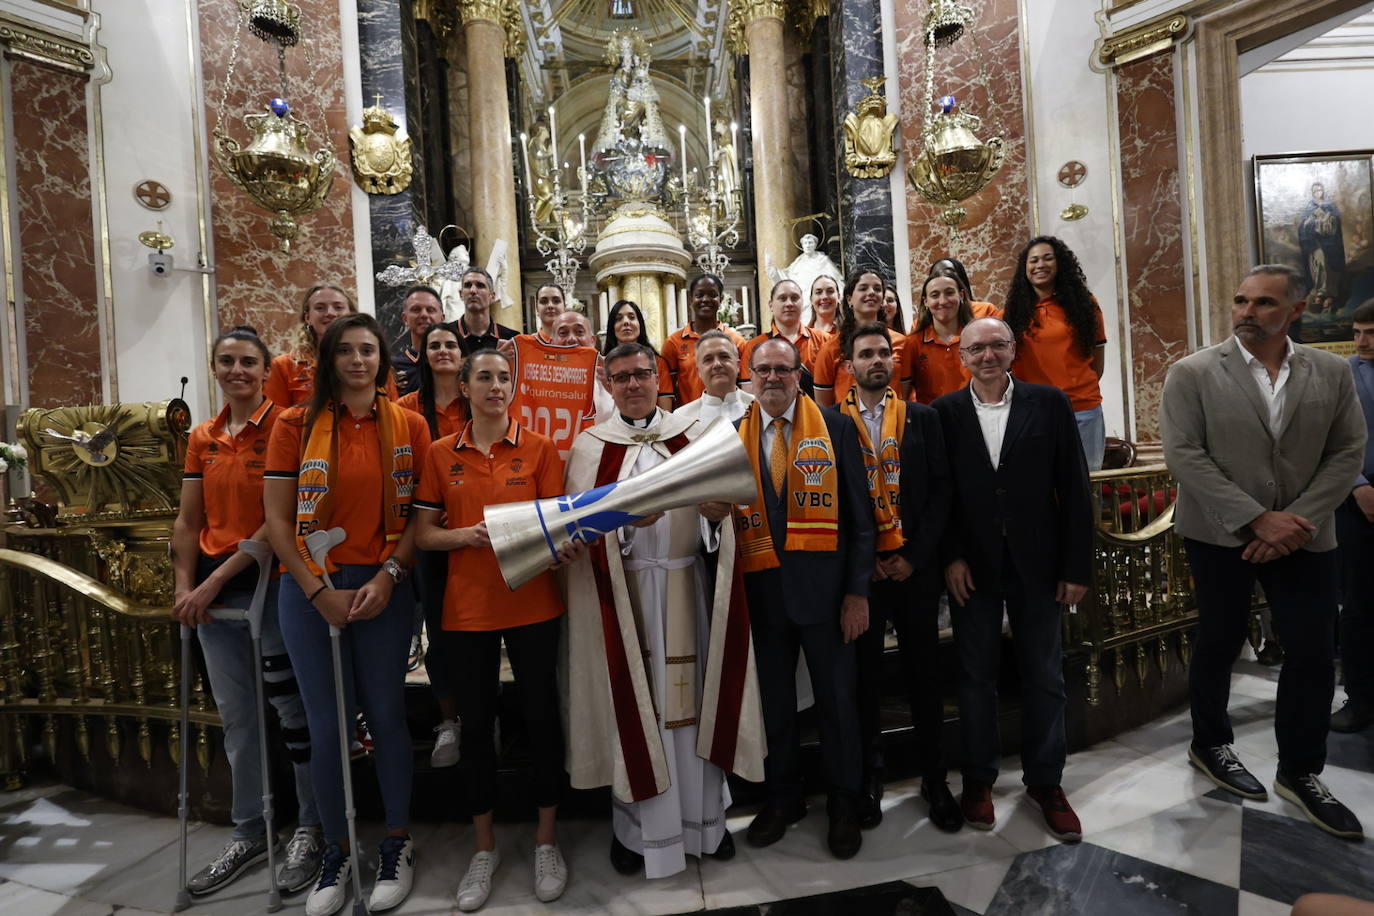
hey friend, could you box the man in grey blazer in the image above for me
[1161,264,1366,840]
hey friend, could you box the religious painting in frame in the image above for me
[1254,150,1374,355]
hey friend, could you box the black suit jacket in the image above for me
[738,401,876,626]
[932,379,1093,591]
[887,401,951,573]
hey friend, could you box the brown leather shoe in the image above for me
[960,781,995,830]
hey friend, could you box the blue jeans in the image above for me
[196,573,318,840]
[951,548,1067,787]
[1075,405,1105,472]
[278,565,414,843]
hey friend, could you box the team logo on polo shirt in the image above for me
[252,439,267,455]
[511,458,524,472]
[297,459,329,514]
[794,438,833,486]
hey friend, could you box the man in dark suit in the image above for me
[839,323,960,832]
[933,316,1093,844]
[1162,265,1365,841]
[1333,298,1374,733]
[724,336,875,859]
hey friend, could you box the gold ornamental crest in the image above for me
[349,100,413,195]
[843,77,900,179]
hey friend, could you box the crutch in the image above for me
[173,541,279,911]
[304,527,367,916]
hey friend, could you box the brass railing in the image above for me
[0,520,223,788]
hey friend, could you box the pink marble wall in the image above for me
[11,60,102,408]
[1117,51,1186,443]
[199,0,354,359]
[894,0,1029,304]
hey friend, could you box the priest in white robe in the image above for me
[562,341,766,879]
[672,329,755,425]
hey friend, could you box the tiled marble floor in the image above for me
[1,663,1369,916]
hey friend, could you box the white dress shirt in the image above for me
[1236,335,1295,434]
[858,392,885,446]
[970,374,1014,469]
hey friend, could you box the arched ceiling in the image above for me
[517,0,734,111]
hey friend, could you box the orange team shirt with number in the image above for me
[661,324,747,404]
[904,302,1003,404]
[266,354,399,407]
[397,390,469,440]
[812,329,909,404]
[183,398,278,558]
[265,403,431,566]
[510,333,598,458]
[738,325,833,384]
[414,418,566,631]
[1010,296,1106,411]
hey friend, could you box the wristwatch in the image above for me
[382,558,408,584]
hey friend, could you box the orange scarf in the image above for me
[294,396,414,574]
[840,386,905,552]
[735,397,840,572]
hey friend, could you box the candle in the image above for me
[730,121,738,151]
[704,96,714,165]
[742,287,751,325]
[578,133,587,193]
[678,124,688,188]
[519,132,533,193]
[547,105,559,176]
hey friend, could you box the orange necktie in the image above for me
[769,417,788,495]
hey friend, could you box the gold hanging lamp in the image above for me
[212,0,336,252]
[908,0,1004,229]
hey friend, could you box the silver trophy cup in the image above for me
[485,418,758,590]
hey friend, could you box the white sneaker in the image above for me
[455,849,500,912]
[305,844,351,916]
[533,843,567,903]
[431,719,461,768]
[368,835,414,912]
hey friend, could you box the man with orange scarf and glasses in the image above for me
[726,336,875,860]
[839,323,960,834]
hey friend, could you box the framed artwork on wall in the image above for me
[1253,150,1374,354]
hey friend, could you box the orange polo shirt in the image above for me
[266,354,399,407]
[738,324,833,384]
[812,329,909,403]
[511,333,599,457]
[265,403,431,567]
[397,390,468,440]
[1011,296,1106,411]
[904,302,1003,404]
[183,398,277,559]
[660,323,747,405]
[415,419,566,631]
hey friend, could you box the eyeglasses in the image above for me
[960,341,1013,357]
[608,369,657,385]
[751,365,800,377]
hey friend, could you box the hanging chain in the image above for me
[923,24,936,142]
[278,43,289,101]
[213,13,246,137]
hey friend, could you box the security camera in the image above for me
[149,251,173,276]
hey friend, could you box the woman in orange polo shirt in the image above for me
[413,348,577,911]
[266,284,398,407]
[264,312,431,916]
[814,268,908,406]
[1004,236,1107,470]
[171,326,322,898]
[397,321,467,766]
[905,270,1005,404]
[808,274,840,333]
[883,282,908,334]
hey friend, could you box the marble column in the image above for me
[457,0,522,329]
[9,60,102,408]
[740,1,794,281]
[358,0,427,345]
[1117,51,1187,443]
[829,0,894,277]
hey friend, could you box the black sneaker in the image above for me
[1330,699,1374,734]
[1275,771,1365,840]
[1188,744,1267,800]
[187,835,272,896]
